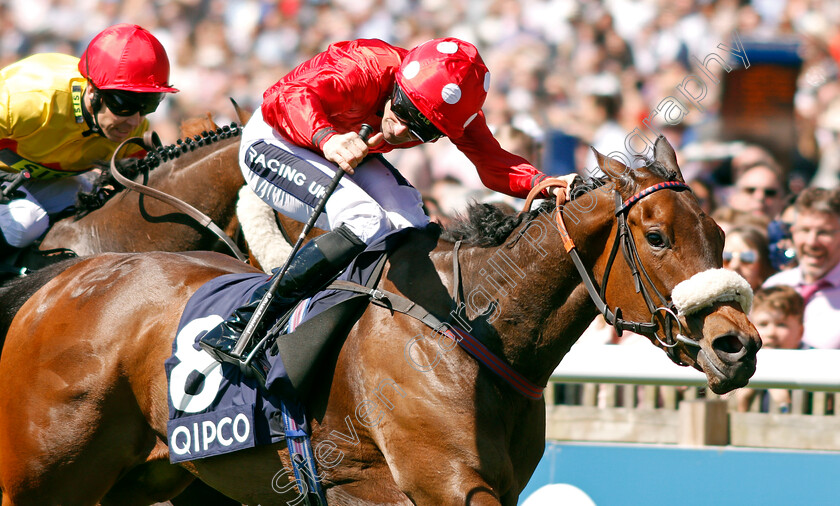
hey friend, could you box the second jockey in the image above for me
[0,23,177,253]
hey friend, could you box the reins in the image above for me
[523,177,697,365]
[109,126,248,262]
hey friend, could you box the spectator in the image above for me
[688,177,717,216]
[767,218,798,271]
[421,194,452,229]
[736,285,808,413]
[564,72,632,178]
[730,144,779,177]
[764,187,840,349]
[767,196,799,271]
[727,160,787,221]
[810,96,840,189]
[711,206,770,236]
[722,225,776,291]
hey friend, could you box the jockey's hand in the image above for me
[548,173,581,198]
[323,131,384,175]
[0,191,24,205]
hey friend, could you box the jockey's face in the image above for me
[84,88,144,143]
[382,99,420,146]
[96,105,144,143]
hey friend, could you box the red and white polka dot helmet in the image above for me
[395,38,490,139]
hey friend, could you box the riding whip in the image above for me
[230,123,374,359]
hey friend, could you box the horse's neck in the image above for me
[452,200,615,386]
[45,138,245,253]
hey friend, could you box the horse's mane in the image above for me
[441,201,551,247]
[442,158,679,248]
[73,116,241,219]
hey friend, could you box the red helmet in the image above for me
[395,38,490,139]
[79,24,178,93]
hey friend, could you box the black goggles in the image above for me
[390,85,443,143]
[100,89,163,117]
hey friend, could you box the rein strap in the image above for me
[110,133,248,262]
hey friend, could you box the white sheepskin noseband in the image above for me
[671,268,753,316]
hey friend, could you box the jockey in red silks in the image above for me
[202,38,563,368]
[0,23,177,251]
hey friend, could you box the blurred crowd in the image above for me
[5,0,840,189]
[5,0,840,410]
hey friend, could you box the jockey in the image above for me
[201,38,565,371]
[0,23,178,252]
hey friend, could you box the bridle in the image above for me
[524,177,698,366]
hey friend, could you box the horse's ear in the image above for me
[230,98,252,125]
[653,135,685,182]
[591,147,630,181]
[180,113,218,138]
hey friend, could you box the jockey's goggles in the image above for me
[390,85,443,143]
[100,89,163,117]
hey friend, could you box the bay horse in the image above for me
[0,137,760,504]
[35,113,247,258]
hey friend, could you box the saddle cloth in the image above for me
[165,271,305,463]
[165,229,411,463]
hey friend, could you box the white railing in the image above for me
[551,345,840,392]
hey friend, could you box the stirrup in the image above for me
[199,332,272,389]
[199,303,292,389]
[198,332,243,365]
[240,346,271,389]
[238,310,293,389]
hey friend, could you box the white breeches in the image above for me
[238,109,429,244]
[0,174,92,248]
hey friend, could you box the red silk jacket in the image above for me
[260,39,548,199]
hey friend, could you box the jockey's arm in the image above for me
[451,113,558,199]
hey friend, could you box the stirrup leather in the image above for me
[199,224,366,387]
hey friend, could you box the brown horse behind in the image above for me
[37,113,247,258]
[0,137,760,504]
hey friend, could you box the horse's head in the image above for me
[585,136,760,394]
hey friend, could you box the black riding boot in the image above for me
[199,225,365,380]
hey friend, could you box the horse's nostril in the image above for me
[713,333,745,355]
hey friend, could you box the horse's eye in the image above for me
[646,232,666,248]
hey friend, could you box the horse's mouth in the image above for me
[696,332,758,394]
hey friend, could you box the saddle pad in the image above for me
[165,271,307,463]
[165,227,415,463]
[264,228,412,393]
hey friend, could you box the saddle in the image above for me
[164,229,418,470]
[259,229,410,401]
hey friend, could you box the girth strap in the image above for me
[326,280,545,400]
[327,280,445,331]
